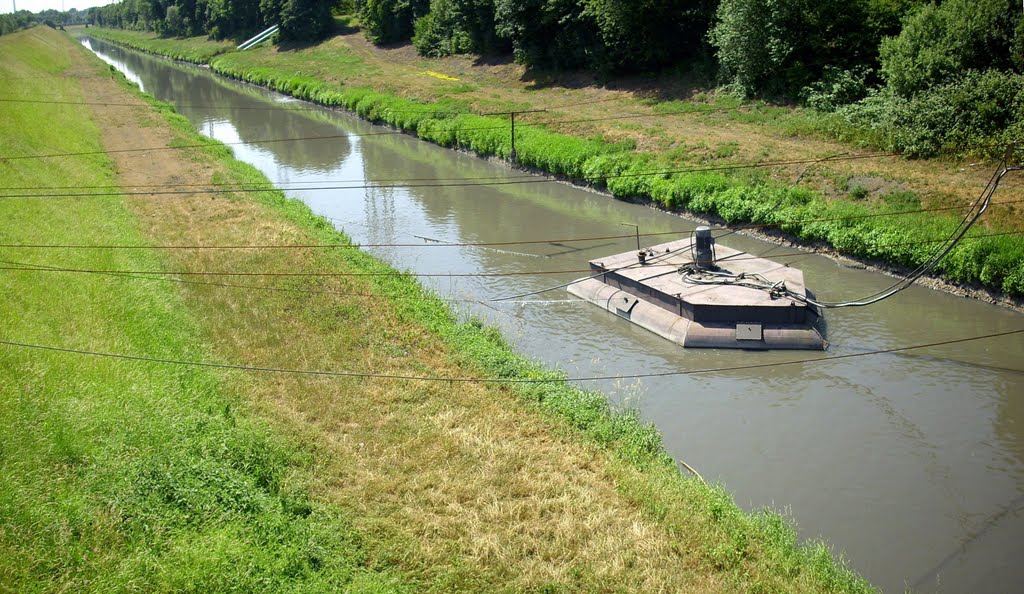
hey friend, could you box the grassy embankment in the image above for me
[2,26,880,592]
[0,28,403,593]
[86,25,1024,300]
[0,25,880,594]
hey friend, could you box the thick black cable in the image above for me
[0,328,1020,384]
[716,199,1024,235]
[800,164,1020,308]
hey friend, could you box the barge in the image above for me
[567,228,826,350]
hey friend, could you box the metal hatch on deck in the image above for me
[567,228,826,350]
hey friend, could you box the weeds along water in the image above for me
[86,27,1024,300]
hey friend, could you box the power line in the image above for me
[0,172,540,191]
[0,258,586,305]
[0,230,682,251]
[0,177,557,198]
[0,263,593,278]
[5,229,1019,304]
[0,97,328,111]
[717,198,1024,235]
[2,170,1018,240]
[0,108,896,164]
[0,153,958,198]
[0,95,751,119]
[0,328,1020,384]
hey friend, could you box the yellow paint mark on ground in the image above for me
[420,70,459,81]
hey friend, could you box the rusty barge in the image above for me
[567,228,826,350]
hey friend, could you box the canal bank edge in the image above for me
[82,26,1024,311]
[58,28,880,592]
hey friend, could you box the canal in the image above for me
[83,37,1024,593]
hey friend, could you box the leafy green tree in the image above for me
[163,5,186,35]
[260,0,286,22]
[880,0,1023,96]
[413,0,506,57]
[362,0,430,44]
[710,0,877,97]
[581,0,714,73]
[1014,16,1024,71]
[709,0,793,94]
[279,0,334,41]
[205,0,261,39]
[494,0,599,69]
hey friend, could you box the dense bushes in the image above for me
[0,11,35,36]
[709,0,894,97]
[412,0,507,57]
[90,0,336,41]
[361,0,429,44]
[83,0,1024,159]
[371,0,714,70]
[879,0,1022,97]
[356,0,1024,158]
[837,69,1024,158]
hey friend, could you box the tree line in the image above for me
[0,12,30,36]
[368,0,1024,157]
[71,0,1024,156]
[88,0,338,41]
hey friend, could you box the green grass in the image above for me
[78,27,235,63]
[0,28,408,593]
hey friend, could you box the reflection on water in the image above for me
[84,37,1024,594]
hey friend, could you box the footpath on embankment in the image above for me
[0,26,875,593]
[84,24,1024,309]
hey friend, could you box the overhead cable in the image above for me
[0,328,1020,384]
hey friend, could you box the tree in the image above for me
[581,0,714,73]
[880,0,1023,96]
[278,0,334,41]
[361,0,429,44]
[710,0,876,97]
[164,4,186,35]
[412,0,506,57]
[205,0,262,39]
[494,0,598,69]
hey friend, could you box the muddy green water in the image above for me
[84,38,1024,593]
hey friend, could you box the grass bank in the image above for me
[84,26,1024,301]
[0,27,406,593]
[4,25,879,592]
[82,26,234,63]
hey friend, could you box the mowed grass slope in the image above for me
[0,28,406,593]
[2,26,875,593]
